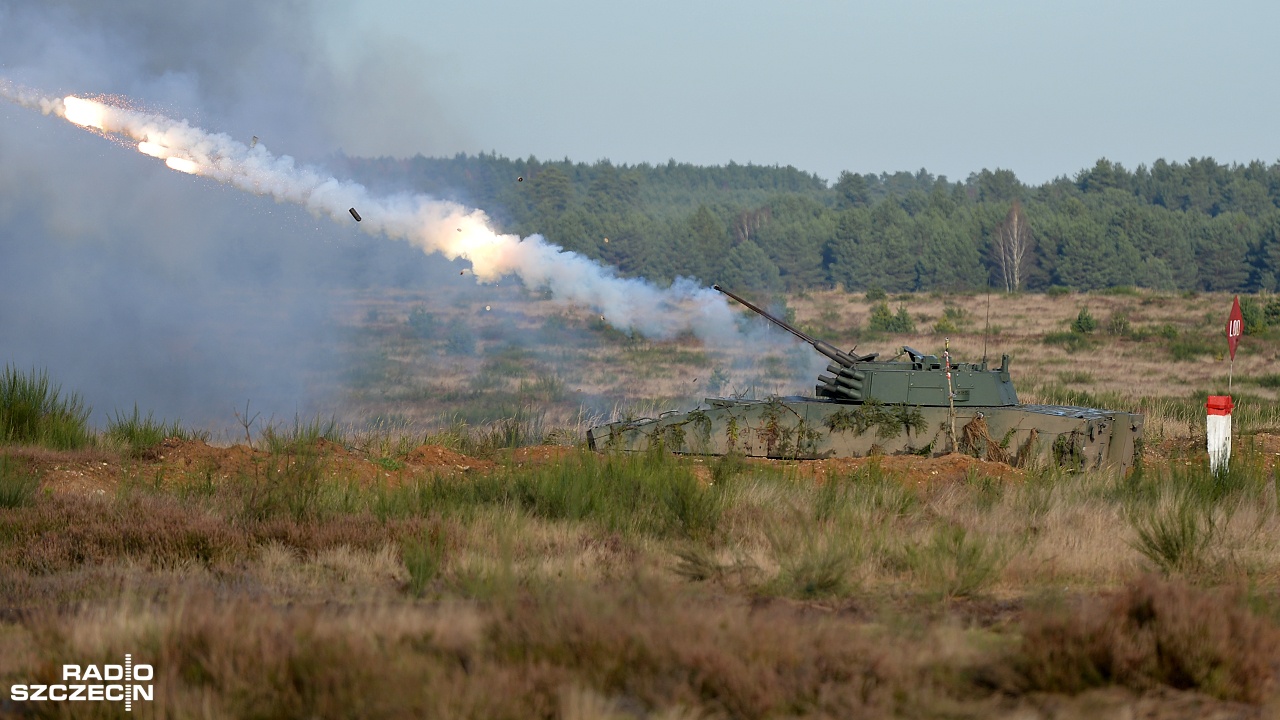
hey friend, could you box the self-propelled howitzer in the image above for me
[586,286,1143,472]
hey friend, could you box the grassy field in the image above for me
[4,288,1280,718]
[331,285,1280,440]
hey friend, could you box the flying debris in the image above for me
[457,228,462,232]
[349,207,362,222]
[517,176,523,182]
[250,136,258,149]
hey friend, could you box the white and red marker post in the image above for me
[1208,296,1244,474]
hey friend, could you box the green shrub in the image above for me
[1105,311,1131,336]
[1168,333,1217,361]
[422,408,548,456]
[1042,331,1096,352]
[764,521,857,599]
[1240,295,1266,335]
[105,405,207,457]
[260,415,345,455]
[403,451,724,541]
[402,530,446,597]
[869,302,916,334]
[1098,285,1138,296]
[1071,307,1097,334]
[236,450,328,522]
[905,525,1006,599]
[1130,323,1179,341]
[1129,499,1214,574]
[813,462,917,530]
[1056,371,1095,385]
[0,365,92,449]
[0,455,39,508]
[1045,285,1072,297]
[1249,373,1280,389]
[1264,297,1280,327]
[864,286,887,302]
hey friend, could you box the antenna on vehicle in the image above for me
[982,285,992,367]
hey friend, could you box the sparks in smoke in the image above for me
[61,96,106,129]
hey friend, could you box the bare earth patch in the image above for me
[21,439,508,495]
[761,451,1025,486]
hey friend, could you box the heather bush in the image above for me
[1018,575,1278,703]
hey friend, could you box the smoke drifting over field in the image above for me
[6,88,741,341]
[0,2,811,429]
[0,1,445,427]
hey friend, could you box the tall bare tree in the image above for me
[994,200,1031,292]
[733,206,771,245]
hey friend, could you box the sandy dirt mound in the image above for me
[509,446,577,465]
[1244,433,1280,469]
[405,445,495,472]
[23,439,500,496]
[5,447,120,497]
[153,438,267,479]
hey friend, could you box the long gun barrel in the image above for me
[713,284,870,368]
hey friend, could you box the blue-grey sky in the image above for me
[4,1,1277,185]
[316,0,1280,184]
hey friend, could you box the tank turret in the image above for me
[713,285,1017,407]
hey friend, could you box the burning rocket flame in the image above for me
[61,95,204,174]
[0,81,745,344]
[137,141,170,159]
[61,95,107,129]
[165,157,201,174]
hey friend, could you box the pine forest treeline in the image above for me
[338,154,1280,294]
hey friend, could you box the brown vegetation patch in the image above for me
[1015,575,1280,704]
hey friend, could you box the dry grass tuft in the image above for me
[1017,574,1280,703]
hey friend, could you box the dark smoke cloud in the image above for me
[0,1,471,428]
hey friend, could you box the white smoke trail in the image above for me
[0,81,744,343]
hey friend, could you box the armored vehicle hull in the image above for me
[587,397,1144,473]
[586,285,1144,473]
